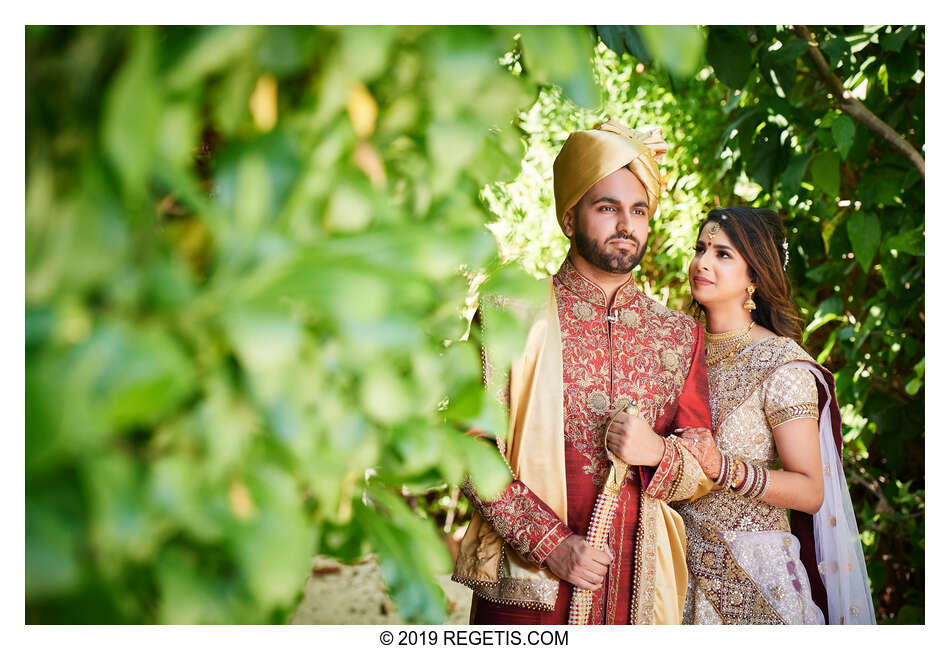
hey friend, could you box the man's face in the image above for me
[562,167,651,274]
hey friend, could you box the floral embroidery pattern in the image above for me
[556,262,696,484]
[461,479,570,566]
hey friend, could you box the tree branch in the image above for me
[794,25,925,180]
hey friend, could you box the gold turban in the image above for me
[553,120,668,231]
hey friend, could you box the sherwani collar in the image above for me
[554,257,641,309]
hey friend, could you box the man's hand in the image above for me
[675,426,722,483]
[545,534,614,590]
[605,409,665,467]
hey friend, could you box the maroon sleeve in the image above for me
[461,477,573,567]
[672,322,712,431]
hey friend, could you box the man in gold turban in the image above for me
[452,121,713,624]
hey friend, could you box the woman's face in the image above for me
[689,220,753,311]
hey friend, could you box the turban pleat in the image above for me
[553,120,668,231]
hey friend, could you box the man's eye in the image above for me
[600,206,616,212]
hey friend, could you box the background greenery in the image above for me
[26,25,923,624]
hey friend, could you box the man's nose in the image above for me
[616,209,633,232]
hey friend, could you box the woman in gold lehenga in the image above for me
[673,207,874,625]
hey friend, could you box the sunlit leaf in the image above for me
[519,26,599,109]
[832,113,856,160]
[639,25,706,80]
[810,151,841,198]
[847,211,882,272]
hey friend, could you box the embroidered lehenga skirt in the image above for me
[676,338,825,625]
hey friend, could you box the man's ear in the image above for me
[562,207,575,237]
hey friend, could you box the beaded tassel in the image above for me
[567,491,619,625]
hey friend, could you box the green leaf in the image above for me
[831,113,856,160]
[821,35,851,69]
[884,226,925,256]
[815,329,838,365]
[804,296,843,343]
[596,26,652,64]
[453,434,512,500]
[212,57,258,135]
[881,26,914,53]
[810,151,841,198]
[771,38,809,65]
[596,26,629,58]
[749,124,784,189]
[156,550,231,624]
[96,326,199,431]
[84,453,165,564]
[158,100,201,171]
[427,119,488,195]
[847,212,882,272]
[360,363,412,426]
[148,456,222,543]
[357,486,452,624]
[338,26,397,82]
[706,28,752,89]
[518,26,599,109]
[102,28,163,197]
[780,154,809,195]
[887,46,920,83]
[26,499,83,600]
[639,25,706,80]
[257,26,319,77]
[232,465,316,610]
[166,26,259,91]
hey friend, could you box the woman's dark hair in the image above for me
[691,206,803,341]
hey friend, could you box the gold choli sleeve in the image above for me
[762,365,819,430]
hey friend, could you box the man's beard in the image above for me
[574,228,646,274]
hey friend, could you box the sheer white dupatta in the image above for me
[786,361,876,624]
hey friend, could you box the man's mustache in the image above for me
[606,234,640,246]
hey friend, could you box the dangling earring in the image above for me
[744,286,756,311]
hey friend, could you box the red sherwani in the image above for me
[463,259,711,624]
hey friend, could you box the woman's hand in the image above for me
[676,426,722,482]
[605,410,665,467]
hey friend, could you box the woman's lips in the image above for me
[693,276,714,286]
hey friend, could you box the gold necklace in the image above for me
[704,322,755,365]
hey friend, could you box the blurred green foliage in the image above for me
[26,25,605,623]
[487,25,923,623]
[25,25,923,625]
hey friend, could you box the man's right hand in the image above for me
[544,534,614,590]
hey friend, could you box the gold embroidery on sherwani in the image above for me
[572,301,596,322]
[557,272,696,485]
[554,260,702,623]
[677,337,820,625]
